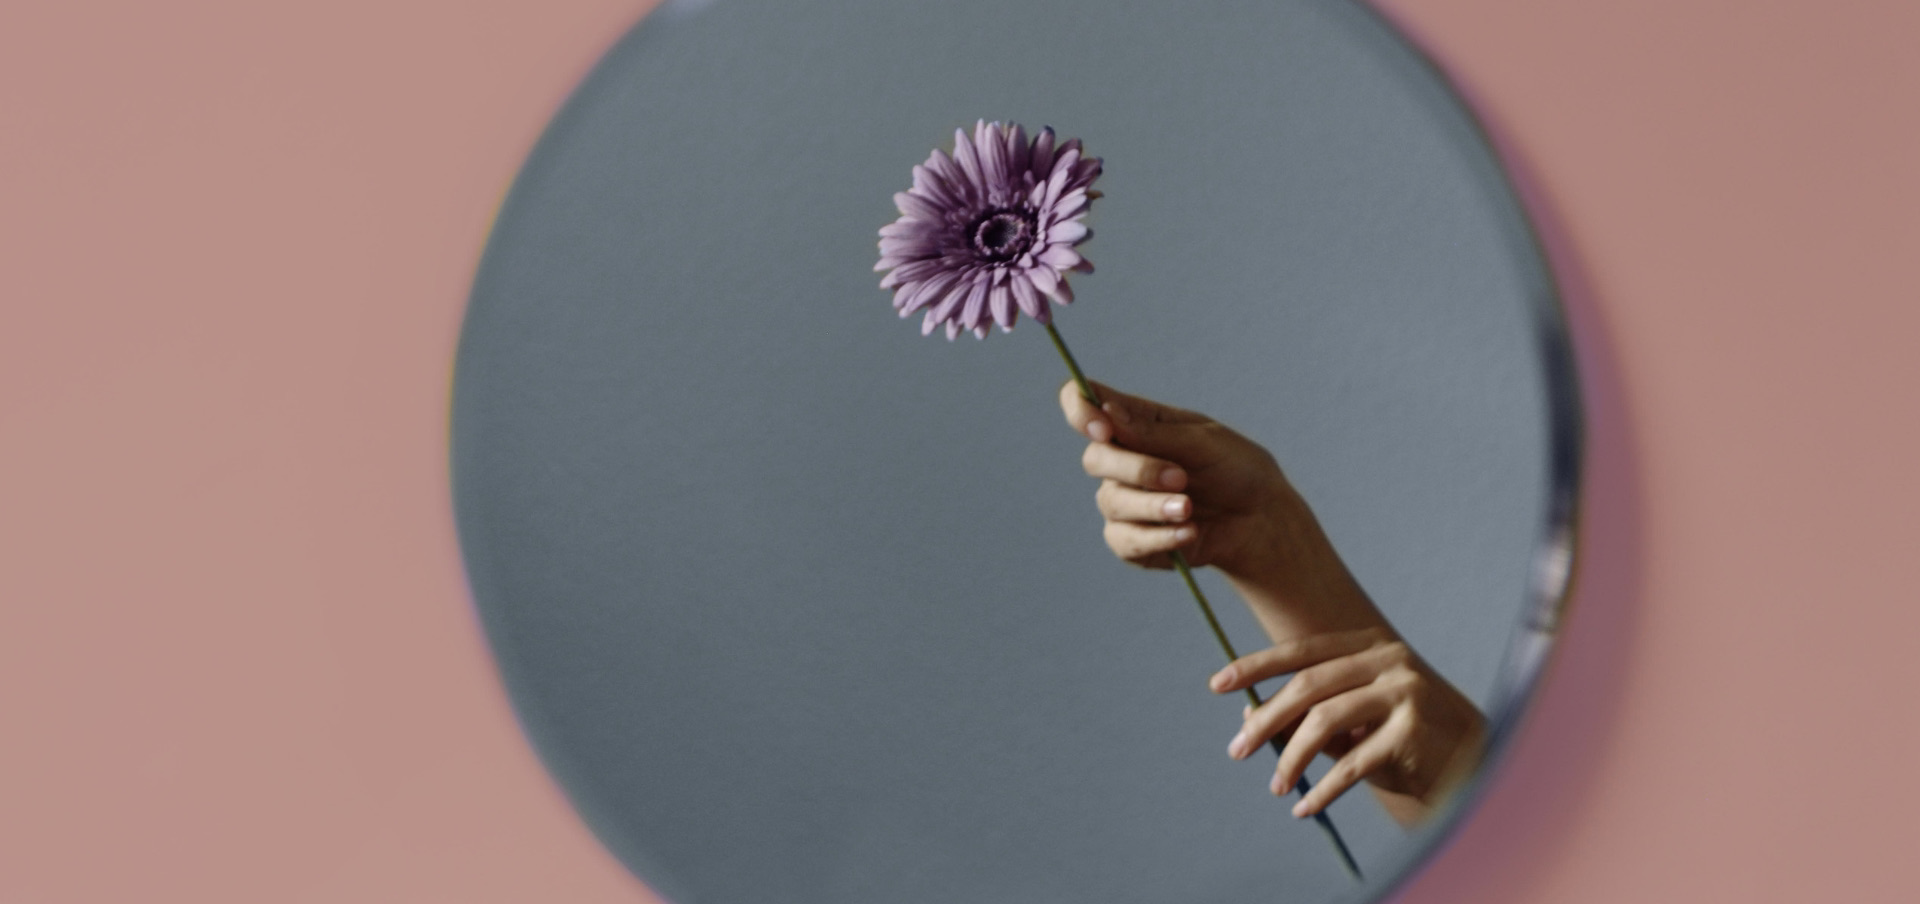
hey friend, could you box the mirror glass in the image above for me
[452,1,1579,901]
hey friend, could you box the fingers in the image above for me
[1103,520,1195,564]
[1095,480,1191,523]
[1209,632,1477,820]
[1073,396,1197,568]
[1081,441,1186,491]
[1058,379,1111,442]
[1208,629,1388,693]
[1270,687,1395,800]
[1058,380,1208,449]
[1225,652,1380,760]
[1290,712,1411,818]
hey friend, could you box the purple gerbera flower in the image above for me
[876,120,1102,340]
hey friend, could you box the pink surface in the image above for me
[2,1,1914,901]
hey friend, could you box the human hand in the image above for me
[1212,627,1487,825]
[1057,380,1291,574]
[1057,380,1377,634]
[1058,380,1487,825]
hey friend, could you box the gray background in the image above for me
[452,1,1564,902]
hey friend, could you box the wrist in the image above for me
[1221,487,1389,641]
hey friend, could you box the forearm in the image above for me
[1220,487,1392,646]
[1059,382,1491,827]
[1220,490,1490,827]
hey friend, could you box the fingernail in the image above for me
[1159,467,1185,489]
[1270,774,1287,796]
[1162,497,1187,520]
[1228,733,1247,759]
[1103,401,1130,425]
[1087,419,1112,443]
[1173,525,1197,543]
[1291,801,1309,818]
[1209,668,1233,691]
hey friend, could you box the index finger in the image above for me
[1059,379,1114,443]
[1207,628,1391,692]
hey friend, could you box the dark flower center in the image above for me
[970,210,1034,261]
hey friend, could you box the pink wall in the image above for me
[3,1,1914,901]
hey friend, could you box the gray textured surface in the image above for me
[453,1,1566,902]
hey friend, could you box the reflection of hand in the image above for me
[1056,380,1290,577]
[1212,628,1486,824]
[1057,380,1378,638]
[1058,380,1486,825]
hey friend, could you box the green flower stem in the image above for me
[1044,320,1363,882]
[1174,554,1364,882]
[1046,321,1099,406]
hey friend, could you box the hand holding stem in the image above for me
[1060,380,1486,826]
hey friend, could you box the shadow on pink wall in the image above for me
[1386,56,1648,901]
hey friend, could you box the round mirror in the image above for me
[452,1,1580,901]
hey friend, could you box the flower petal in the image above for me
[876,243,938,263]
[1069,155,1103,193]
[1039,244,1083,271]
[989,283,1015,330]
[1027,180,1050,210]
[1049,146,1080,180]
[900,270,959,316]
[878,237,935,257]
[894,191,940,221]
[911,164,959,208]
[1025,264,1059,298]
[951,127,985,195]
[879,219,938,239]
[1010,272,1043,318]
[1055,137,1083,167]
[1030,127,1056,180]
[1049,188,1088,222]
[885,258,944,286]
[977,120,1008,198]
[1042,148,1079,211]
[1047,220,1088,245]
[891,282,918,310]
[925,149,969,203]
[946,320,963,341]
[1006,123,1030,185]
[929,279,970,325]
[875,247,938,272]
[960,278,989,331]
[879,251,933,276]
